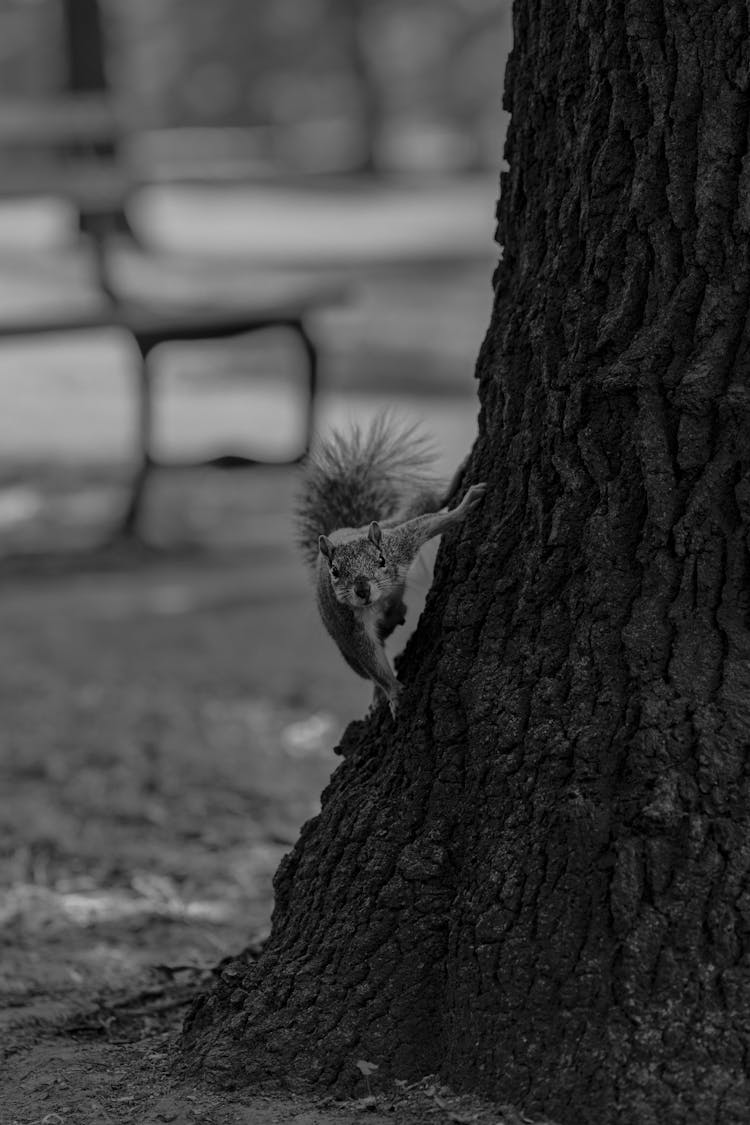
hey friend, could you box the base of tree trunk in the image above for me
[182,1,750,1121]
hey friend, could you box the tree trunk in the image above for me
[335,0,384,174]
[62,0,108,93]
[61,0,133,238]
[182,2,750,1122]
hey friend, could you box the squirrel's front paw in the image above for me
[387,684,402,719]
[369,683,401,720]
[463,482,487,510]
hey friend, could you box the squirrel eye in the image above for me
[330,565,340,579]
[378,554,387,568]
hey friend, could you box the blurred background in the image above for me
[3,0,508,171]
[0,0,512,1054]
[0,0,510,474]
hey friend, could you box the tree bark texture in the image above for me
[182,2,750,1122]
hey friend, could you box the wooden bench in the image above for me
[0,93,345,537]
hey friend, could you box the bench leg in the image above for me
[118,346,154,538]
[292,319,318,461]
[113,318,317,540]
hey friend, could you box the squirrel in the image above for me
[295,415,487,718]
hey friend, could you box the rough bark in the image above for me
[182,2,750,1122]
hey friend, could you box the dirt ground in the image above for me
[0,464,534,1125]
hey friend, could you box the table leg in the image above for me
[293,319,318,461]
[118,342,154,537]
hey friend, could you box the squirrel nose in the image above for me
[353,576,370,601]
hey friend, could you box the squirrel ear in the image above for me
[368,521,382,546]
[319,535,334,561]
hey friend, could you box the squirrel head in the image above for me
[319,522,393,608]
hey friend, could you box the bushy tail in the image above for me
[295,414,441,569]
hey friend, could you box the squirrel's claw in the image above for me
[386,683,401,719]
[463,482,488,510]
[368,683,401,720]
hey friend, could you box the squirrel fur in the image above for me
[295,415,487,717]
